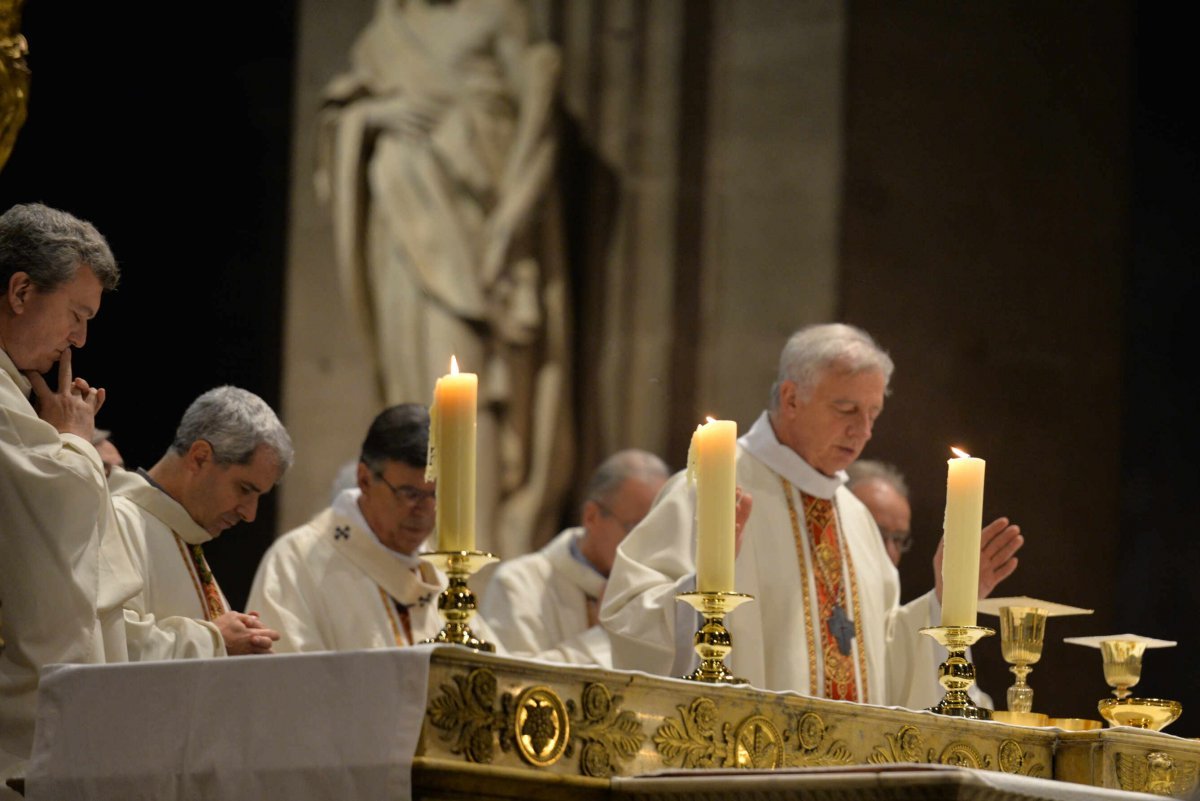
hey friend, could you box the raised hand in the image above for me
[26,347,105,441]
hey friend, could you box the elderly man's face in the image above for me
[357,460,437,556]
[775,366,886,476]
[582,475,666,577]
[850,477,912,566]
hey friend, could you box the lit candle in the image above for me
[941,447,986,627]
[688,417,737,592]
[427,356,477,552]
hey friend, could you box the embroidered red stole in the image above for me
[800,492,858,702]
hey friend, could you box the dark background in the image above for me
[3,1,1196,732]
[0,2,297,605]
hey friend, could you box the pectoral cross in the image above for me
[829,604,855,656]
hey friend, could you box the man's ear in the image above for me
[581,499,602,530]
[356,461,372,494]
[6,272,34,313]
[184,440,215,472]
[778,380,799,416]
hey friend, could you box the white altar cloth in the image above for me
[24,646,436,801]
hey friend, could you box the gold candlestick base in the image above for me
[920,625,995,720]
[676,591,755,684]
[421,550,498,652]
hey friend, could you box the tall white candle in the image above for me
[427,356,477,552]
[941,447,985,627]
[688,417,737,593]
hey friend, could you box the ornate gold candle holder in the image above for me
[1064,633,1180,731]
[676,590,754,683]
[421,550,498,652]
[920,625,995,720]
[978,596,1093,716]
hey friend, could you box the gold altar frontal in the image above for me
[413,648,1200,799]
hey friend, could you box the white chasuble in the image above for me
[1,348,137,770]
[247,490,461,653]
[109,468,227,660]
[602,411,943,708]
[479,526,612,666]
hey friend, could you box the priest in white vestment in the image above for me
[248,404,497,651]
[601,323,1023,709]
[110,386,292,660]
[480,449,669,666]
[0,204,138,776]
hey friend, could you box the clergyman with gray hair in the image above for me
[480,449,671,666]
[1,202,134,778]
[108,385,293,661]
[602,323,1023,710]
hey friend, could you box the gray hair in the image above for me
[769,323,894,410]
[169,386,294,477]
[584,449,670,508]
[0,203,119,291]
[845,459,909,498]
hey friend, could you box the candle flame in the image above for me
[950,446,971,459]
[450,355,459,375]
[705,415,716,424]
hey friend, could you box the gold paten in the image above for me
[420,550,498,652]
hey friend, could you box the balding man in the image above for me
[846,460,912,567]
[480,450,669,666]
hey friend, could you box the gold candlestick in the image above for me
[421,550,497,651]
[920,625,995,720]
[676,591,754,683]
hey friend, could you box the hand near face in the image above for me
[25,347,105,441]
[933,516,1023,603]
[216,611,280,655]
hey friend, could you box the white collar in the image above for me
[0,346,32,397]
[740,411,846,500]
[333,487,425,569]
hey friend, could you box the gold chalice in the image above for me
[1064,633,1180,731]
[979,596,1092,717]
[999,606,1046,714]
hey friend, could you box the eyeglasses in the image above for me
[375,474,436,505]
[595,501,639,534]
[880,529,913,554]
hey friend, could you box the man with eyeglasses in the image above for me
[479,449,670,666]
[247,403,494,651]
[845,460,913,567]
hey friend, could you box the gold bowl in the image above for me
[1098,697,1182,731]
[1049,717,1103,732]
[992,711,1049,727]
